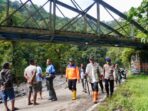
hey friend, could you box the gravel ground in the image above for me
[0,75,117,111]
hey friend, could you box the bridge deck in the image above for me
[0,27,147,49]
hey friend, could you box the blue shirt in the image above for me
[36,66,42,82]
[46,64,55,75]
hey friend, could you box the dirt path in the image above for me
[0,77,107,111]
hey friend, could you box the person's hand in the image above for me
[27,81,31,84]
[1,85,5,90]
[102,75,105,81]
[77,80,80,83]
[24,76,28,80]
[84,73,88,76]
[27,79,32,84]
[101,74,104,80]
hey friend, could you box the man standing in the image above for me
[103,57,114,97]
[85,56,101,104]
[46,59,57,101]
[36,64,43,99]
[80,63,86,92]
[98,66,104,93]
[114,63,121,85]
[24,59,38,105]
[0,62,17,111]
[66,58,80,100]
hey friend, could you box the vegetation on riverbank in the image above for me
[98,74,148,111]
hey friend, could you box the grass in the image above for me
[98,74,148,111]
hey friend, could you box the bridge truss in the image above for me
[0,0,147,49]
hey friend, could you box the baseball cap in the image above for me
[105,57,111,62]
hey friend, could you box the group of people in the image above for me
[0,58,57,111]
[65,56,123,103]
[0,56,124,111]
[24,59,57,106]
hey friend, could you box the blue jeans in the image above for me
[0,88,15,102]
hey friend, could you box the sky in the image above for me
[11,0,142,21]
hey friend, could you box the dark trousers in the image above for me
[116,75,121,84]
[68,79,77,91]
[99,80,104,92]
[91,82,99,92]
[46,78,57,99]
[104,79,114,95]
[81,79,86,90]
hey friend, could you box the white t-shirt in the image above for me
[24,65,37,84]
[86,62,100,83]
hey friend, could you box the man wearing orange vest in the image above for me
[66,58,80,100]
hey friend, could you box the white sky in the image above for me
[11,0,142,21]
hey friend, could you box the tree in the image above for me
[128,0,148,43]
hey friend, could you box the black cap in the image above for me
[3,62,10,69]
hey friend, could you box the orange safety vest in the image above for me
[66,64,80,80]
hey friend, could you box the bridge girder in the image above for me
[0,0,147,49]
[0,27,147,49]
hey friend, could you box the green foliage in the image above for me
[0,0,5,11]
[106,47,135,68]
[0,0,5,3]
[99,74,148,111]
[0,41,12,67]
[0,39,107,79]
[120,48,135,67]
[0,8,25,26]
[81,47,107,66]
[128,0,148,43]
[0,0,146,82]
[106,47,123,65]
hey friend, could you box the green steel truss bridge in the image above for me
[0,0,147,49]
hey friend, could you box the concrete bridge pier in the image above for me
[131,50,148,74]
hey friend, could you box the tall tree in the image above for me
[128,0,148,43]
